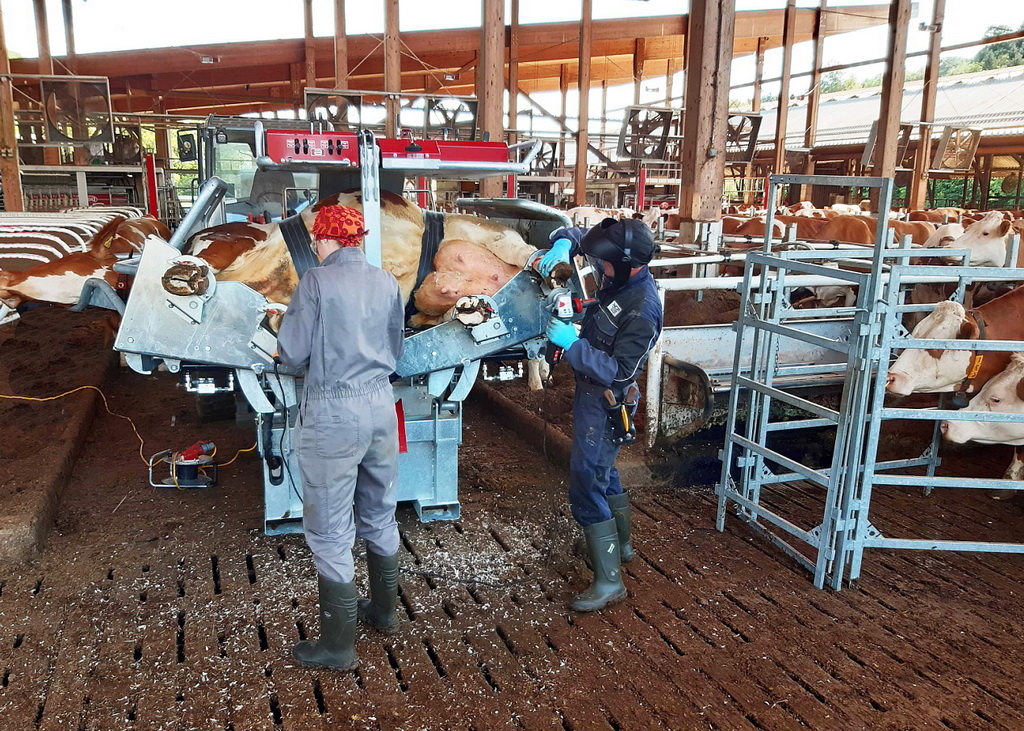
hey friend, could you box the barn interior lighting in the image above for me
[200,56,218,64]
[444,73,457,81]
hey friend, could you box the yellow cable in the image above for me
[0,385,148,465]
[219,443,257,467]
[0,387,257,473]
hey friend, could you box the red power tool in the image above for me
[179,441,216,461]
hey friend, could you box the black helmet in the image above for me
[580,218,656,288]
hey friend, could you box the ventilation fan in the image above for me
[529,141,557,173]
[932,126,981,172]
[110,126,143,165]
[41,79,113,144]
[425,97,478,140]
[860,121,914,169]
[304,91,363,130]
[725,113,762,163]
[617,107,675,161]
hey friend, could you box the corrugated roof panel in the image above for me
[754,64,1024,149]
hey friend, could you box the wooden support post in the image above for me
[34,0,60,165]
[61,0,76,69]
[801,1,827,200]
[507,0,520,146]
[155,100,170,168]
[632,38,645,106]
[678,0,735,234]
[573,0,593,207]
[664,59,674,107]
[870,0,911,212]
[772,0,796,176]
[558,65,568,173]
[752,37,766,114]
[384,0,401,137]
[334,0,348,89]
[746,36,767,205]
[909,0,944,211]
[303,0,316,93]
[289,63,302,107]
[0,5,24,211]
[479,0,505,197]
[980,154,993,210]
[599,80,608,148]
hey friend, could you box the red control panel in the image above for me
[263,130,511,167]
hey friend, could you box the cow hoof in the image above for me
[549,262,573,284]
[162,261,211,297]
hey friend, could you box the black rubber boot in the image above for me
[293,575,359,671]
[570,518,627,612]
[357,551,400,634]
[606,492,635,564]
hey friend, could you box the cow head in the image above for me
[949,211,1011,267]
[886,301,974,395]
[940,352,1024,446]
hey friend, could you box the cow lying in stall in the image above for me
[178,191,569,389]
[0,215,171,317]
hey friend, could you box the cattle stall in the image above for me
[715,174,1024,590]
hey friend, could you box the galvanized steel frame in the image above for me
[717,173,1024,590]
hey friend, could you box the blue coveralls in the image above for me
[562,266,663,527]
[277,247,406,583]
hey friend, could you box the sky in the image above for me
[1,0,1021,136]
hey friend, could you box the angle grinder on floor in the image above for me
[148,441,218,489]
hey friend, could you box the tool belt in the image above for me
[603,384,639,446]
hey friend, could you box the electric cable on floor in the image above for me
[0,386,256,469]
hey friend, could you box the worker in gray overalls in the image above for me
[277,204,406,671]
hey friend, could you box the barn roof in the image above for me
[756,64,1024,149]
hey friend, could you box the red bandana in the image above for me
[311,205,367,247]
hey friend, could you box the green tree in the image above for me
[819,71,858,94]
[974,23,1024,70]
[939,57,983,76]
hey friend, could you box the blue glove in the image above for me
[539,237,572,277]
[546,317,579,350]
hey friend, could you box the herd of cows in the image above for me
[3,196,1024,482]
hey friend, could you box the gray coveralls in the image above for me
[277,247,405,584]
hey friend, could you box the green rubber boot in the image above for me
[606,492,635,564]
[357,551,400,634]
[293,575,359,671]
[570,518,627,612]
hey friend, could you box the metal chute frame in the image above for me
[716,172,1024,591]
[113,114,575,533]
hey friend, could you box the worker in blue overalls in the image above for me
[277,205,406,671]
[539,218,663,612]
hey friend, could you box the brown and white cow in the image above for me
[885,289,1024,396]
[939,352,1024,447]
[183,191,564,388]
[946,211,1015,267]
[0,215,170,311]
[185,191,541,318]
[938,352,1024,490]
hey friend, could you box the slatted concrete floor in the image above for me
[1,369,1024,729]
